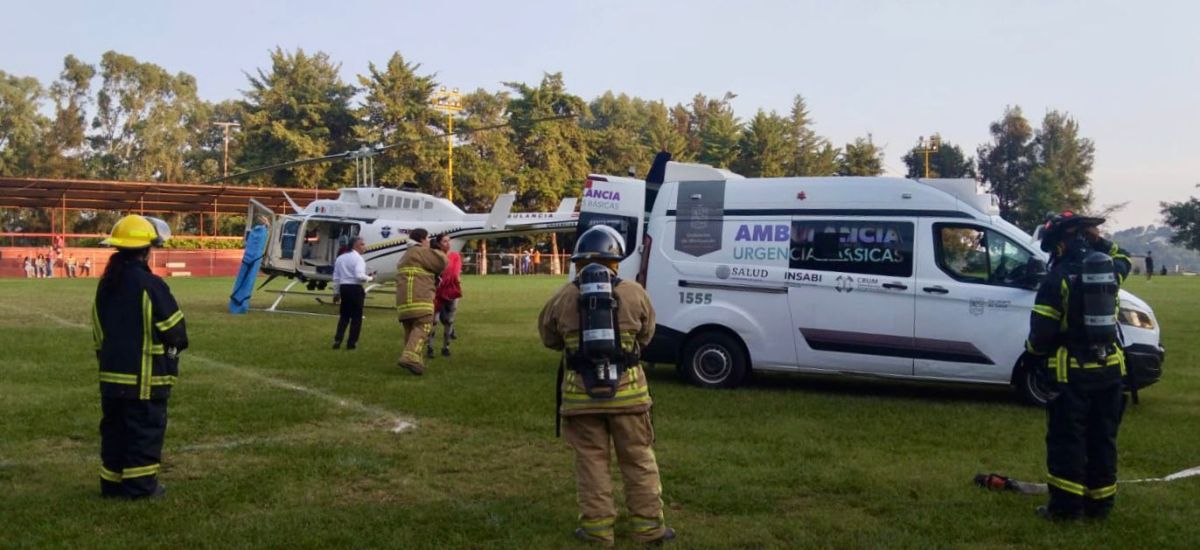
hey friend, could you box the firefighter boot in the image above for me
[573,527,615,547]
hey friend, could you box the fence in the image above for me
[462,253,571,276]
[0,248,573,278]
[0,247,244,278]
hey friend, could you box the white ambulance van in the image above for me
[576,159,1164,405]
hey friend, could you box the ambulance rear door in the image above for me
[576,175,645,278]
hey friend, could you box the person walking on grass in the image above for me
[539,226,675,546]
[395,228,447,375]
[1144,251,1154,281]
[332,237,373,350]
[92,215,188,500]
[427,234,462,358]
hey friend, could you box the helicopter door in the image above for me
[247,198,304,273]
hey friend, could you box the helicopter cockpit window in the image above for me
[425,201,433,209]
[377,195,386,208]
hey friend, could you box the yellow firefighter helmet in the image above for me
[101,215,169,249]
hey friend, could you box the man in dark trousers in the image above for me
[92,214,188,499]
[1024,211,1132,521]
[332,237,373,350]
[1144,251,1154,281]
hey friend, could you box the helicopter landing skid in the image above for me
[252,280,392,316]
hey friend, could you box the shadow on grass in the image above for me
[643,363,1024,407]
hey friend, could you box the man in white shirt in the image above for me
[332,237,373,350]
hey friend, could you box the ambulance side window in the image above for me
[789,219,914,277]
[935,226,988,283]
[935,224,1034,287]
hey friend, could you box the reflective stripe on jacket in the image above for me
[1025,239,1131,386]
[539,279,657,415]
[93,260,188,400]
[395,245,448,320]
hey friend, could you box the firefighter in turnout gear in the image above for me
[538,226,675,546]
[395,228,447,375]
[1025,211,1132,520]
[92,215,188,499]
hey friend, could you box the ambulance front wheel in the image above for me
[682,330,748,389]
[1015,362,1056,407]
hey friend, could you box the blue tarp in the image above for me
[228,224,267,314]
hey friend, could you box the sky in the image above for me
[3,0,1197,229]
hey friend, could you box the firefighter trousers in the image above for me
[563,412,666,543]
[399,314,433,368]
[1046,381,1124,518]
[100,397,168,499]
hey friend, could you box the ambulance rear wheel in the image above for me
[682,331,748,389]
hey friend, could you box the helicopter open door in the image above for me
[294,219,361,279]
[247,199,304,275]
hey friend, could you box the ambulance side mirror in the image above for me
[1017,257,1047,290]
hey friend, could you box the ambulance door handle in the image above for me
[922,286,949,295]
[882,282,908,290]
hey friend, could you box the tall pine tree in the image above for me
[240,48,357,188]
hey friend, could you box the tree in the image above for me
[691,93,741,168]
[734,110,790,177]
[88,51,207,182]
[1161,197,1200,252]
[505,73,590,210]
[977,106,1035,221]
[901,134,974,179]
[837,134,884,176]
[0,70,47,176]
[585,91,653,177]
[239,47,357,188]
[1032,110,1095,210]
[642,100,689,163]
[42,55,96,178]
[787,95,838,176]
[668,103,698,161]
[453,89,521,212]
[356,53,444,192]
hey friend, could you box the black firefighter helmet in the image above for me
[571,225,626,265]
[1038,210,1105,254]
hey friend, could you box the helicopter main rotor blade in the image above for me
[374,113,576,154]
[205,151,351,184]
[207,113,576,184]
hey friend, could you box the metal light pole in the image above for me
[917,135,940,179]
[430,87,463,202]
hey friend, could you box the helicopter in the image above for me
[216,115,582,313]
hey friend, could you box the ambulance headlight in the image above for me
[1118,308,1155,330]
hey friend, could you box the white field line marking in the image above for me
[5,306,416,434]
[175,435,296,452]
[188,355,416,433]
[1124,466,1200,484]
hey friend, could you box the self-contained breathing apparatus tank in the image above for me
[574,263,625,398]
[1081,250,1119,362]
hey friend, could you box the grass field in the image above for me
[1,274,1197,549]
